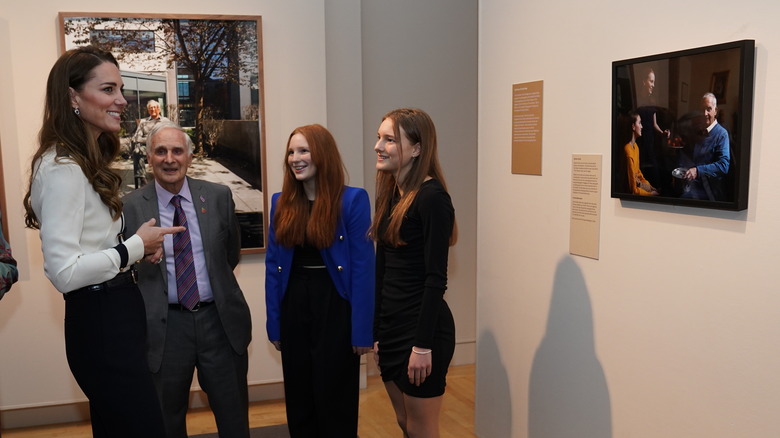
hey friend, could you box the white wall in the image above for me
[0,0,328,425]
[477,1,779,437]
[324,0,365,186]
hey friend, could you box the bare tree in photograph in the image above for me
[200,107,225,157]
[63,17,258,155]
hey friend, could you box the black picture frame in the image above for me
[611,40,755,211]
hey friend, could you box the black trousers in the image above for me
[64,282,165,438]
[280,266,360,438]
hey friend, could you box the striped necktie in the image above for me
[171,195,200,309]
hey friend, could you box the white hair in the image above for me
[146,121,194,155]
[702,92,717,107]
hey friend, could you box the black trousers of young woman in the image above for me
[280,266,360,437]
[64,280,165,438]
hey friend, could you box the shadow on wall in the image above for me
[528,256,612,438]
[475,330,512,437]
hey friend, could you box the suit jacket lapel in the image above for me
[188,177,211,249]
[141,182,168,285]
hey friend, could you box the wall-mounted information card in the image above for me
[569,154,601,259]
[511,80,543,175]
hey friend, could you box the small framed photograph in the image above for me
[611,40,755,211]
[710,71,730,104]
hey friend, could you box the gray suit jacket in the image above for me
[123,177,252,373]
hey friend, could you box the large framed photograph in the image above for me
[60,13,268,252]
[611,40,755,211]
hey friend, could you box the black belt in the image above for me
[168,301,214,312]
[64,270,137,300]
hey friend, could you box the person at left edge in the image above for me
[0,210,19,301]
[23,45,181,437]
[123,121,252,438]
[266,124,375,437]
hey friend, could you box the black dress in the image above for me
[374,179,456,398]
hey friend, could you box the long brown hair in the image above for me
[370,108,457,246]
[24,46,123,229]
[273,124,345,249]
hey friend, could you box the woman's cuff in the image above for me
[113,243,129,269]
[123,234,145,264]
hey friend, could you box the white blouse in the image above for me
[31,148,144,293]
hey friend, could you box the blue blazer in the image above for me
[265,186,375,347]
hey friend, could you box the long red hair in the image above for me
[273,124,345,249]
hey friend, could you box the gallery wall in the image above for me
[477,1,779,437]
[0,0,479,428]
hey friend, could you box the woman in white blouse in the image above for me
[23,46,182,437]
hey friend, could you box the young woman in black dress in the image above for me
[371,108,457,438]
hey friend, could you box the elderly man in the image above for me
[123,122,252,438]
[131,100,170,188]
[681,92,731,201]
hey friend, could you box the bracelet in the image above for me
[412,348,432,355]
